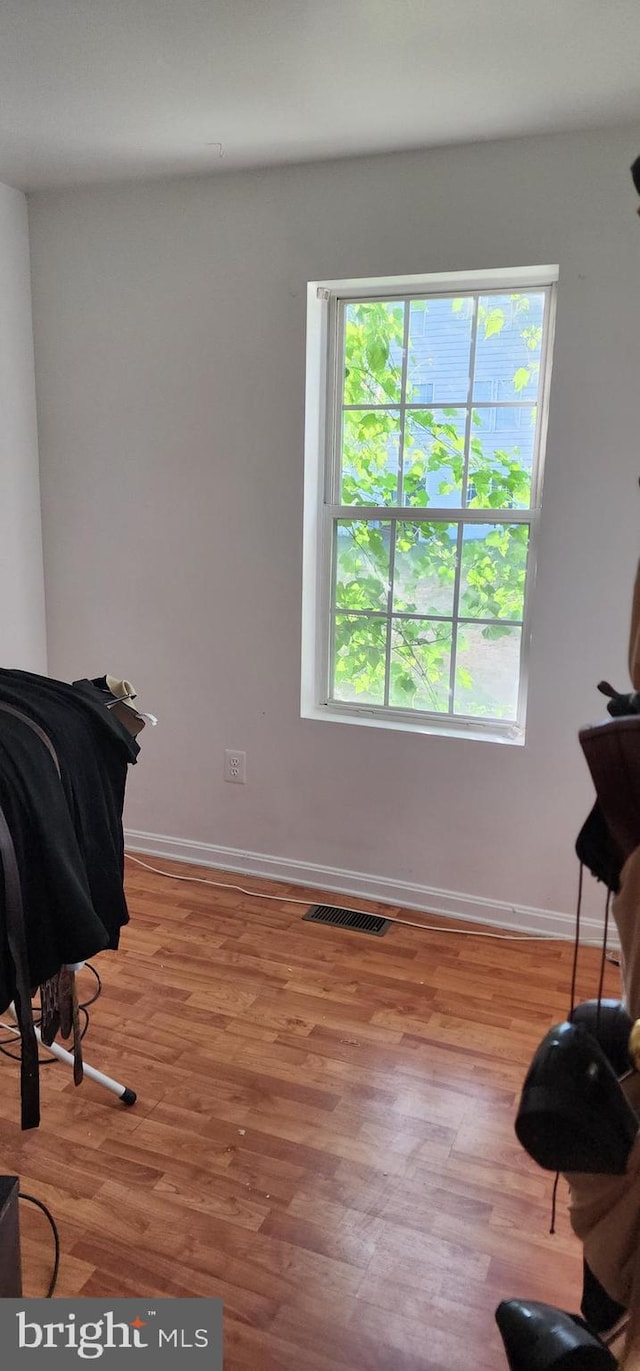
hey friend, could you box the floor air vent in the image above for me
[303,904,391,937]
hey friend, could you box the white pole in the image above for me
[2,1012,137,1106]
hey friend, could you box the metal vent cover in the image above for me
[303,904,391,936]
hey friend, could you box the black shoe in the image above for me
[515,1021,637,1173]
[495,1299,618,1368]
[569,1001,633,1079]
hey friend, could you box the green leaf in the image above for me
[366,338,389,373]
[359,412,383,432]
[513,367,530,392]
[484,308,506,339]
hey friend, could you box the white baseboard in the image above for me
[124,828,614,947]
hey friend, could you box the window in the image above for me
[302,267,557,743]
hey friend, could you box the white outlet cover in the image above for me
[224,749,246,783]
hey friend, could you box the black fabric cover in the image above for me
[575,801,622,892]
[0,668,139,1014]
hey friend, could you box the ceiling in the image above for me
[2,0,640,193]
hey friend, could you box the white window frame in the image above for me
[301,266,558,745]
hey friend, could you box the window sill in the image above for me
[302,700,525,745]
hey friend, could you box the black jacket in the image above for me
[0,668,139,1014]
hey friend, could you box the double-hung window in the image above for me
[302,267,557,743]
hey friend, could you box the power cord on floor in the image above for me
[75,962,103,1009]
[18,1192,60,1297]
[125,852,613,946]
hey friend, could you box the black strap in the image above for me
[0,804,39,1129]
[0,703,61,778]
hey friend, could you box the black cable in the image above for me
[18,1192,60,1297]
[569,863,584,1017]
[549,1170,560,1235]
[596,889,612,1033]
[78,962,102,1008]
[0,1040,56,1064]
[0,1005,90,1064]
[553,863,583,1235]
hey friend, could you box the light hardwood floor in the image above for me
[0,857,620,1369]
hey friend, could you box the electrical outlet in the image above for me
[224,749,246,784]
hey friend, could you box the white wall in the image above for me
[0,181,46,672]
[27,125,640,933]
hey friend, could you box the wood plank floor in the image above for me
[0,857,620,1369]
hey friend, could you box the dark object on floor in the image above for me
[303,904,391,936]
[515,1021,638,1173]
[569,1000,634,1078]
[581,1259,626,1337]
[495,1298,617,1369]
[0,1177,21,1297]
[18,1191,60,1298]
[632,154,640,196]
